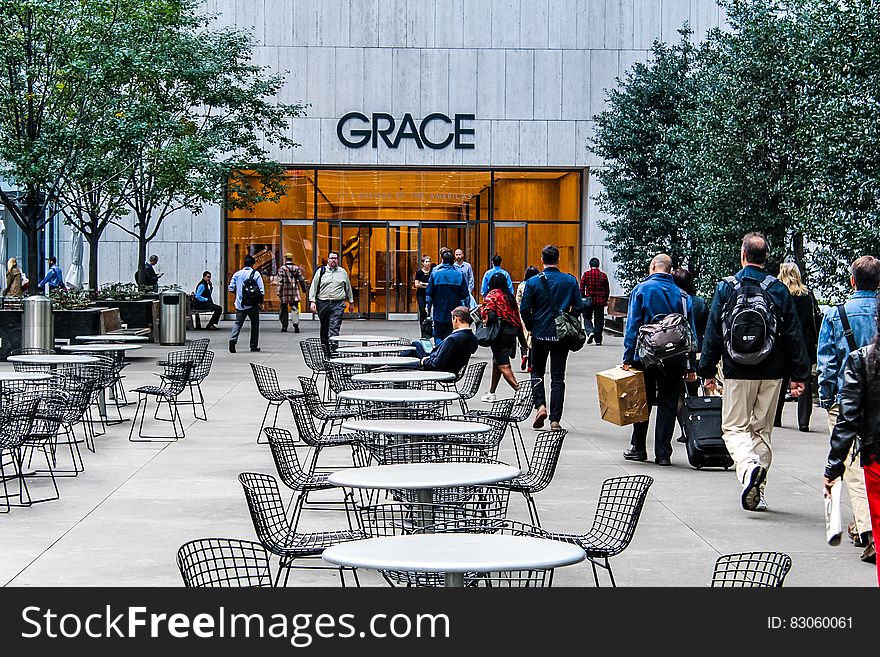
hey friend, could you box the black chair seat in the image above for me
[545,531,627,558]
[132,385,174,397]
[264,388,304,402]
[314,432,360,447]
[281,529,364,556]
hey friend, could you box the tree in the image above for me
[591,29,706,291]
[106,1,301,285]
[0,0,129,284]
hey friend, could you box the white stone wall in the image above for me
[87,0,724,296]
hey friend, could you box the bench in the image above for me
[187,294,217,330]
[100,306,151,337]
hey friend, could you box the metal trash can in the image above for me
[159,289,187,346]
[22,294,54,351]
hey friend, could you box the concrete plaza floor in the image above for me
[0,319,873,587]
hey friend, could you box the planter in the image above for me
[53,308,105,341]
[0,309,22,358]
[95,299,159,339]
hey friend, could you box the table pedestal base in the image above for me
[444,573,464,587]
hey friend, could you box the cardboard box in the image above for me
[596,367,650,426]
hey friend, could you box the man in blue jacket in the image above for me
[426,249,468,344]
[818,255,879,559]
[698,232,811,512]
[622,254,698,466]
[519,244,585,431]
[39,257,64,294]
[480,254,514,297]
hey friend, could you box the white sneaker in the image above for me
[741,463,767,511]
[756,493,768,512]
[481,392,497,403]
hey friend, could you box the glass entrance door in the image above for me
[389,223,419,317]
[340,223,387,319]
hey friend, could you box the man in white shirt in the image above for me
[227,255,265,353]
[454,248,476,308]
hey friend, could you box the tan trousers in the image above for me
[828,405,872,535]
[721,379,783,487]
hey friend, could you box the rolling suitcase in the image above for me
[679,384,733,470]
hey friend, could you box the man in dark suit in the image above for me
[412,306,478,373]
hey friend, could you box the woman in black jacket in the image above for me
[774,263,819,431]
[824,312,880,583]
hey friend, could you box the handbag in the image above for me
[475,312,502,347]
[538,273,587,351]
[582,296,593,308]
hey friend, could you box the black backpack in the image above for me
[635,292,693,367]
[721,275,778,365]
[241,270,263,307]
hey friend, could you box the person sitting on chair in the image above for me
[192,271,222,330]
[411,306,478,373]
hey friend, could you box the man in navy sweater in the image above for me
[412,306,478,373]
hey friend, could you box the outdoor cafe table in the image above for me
[329,335,402,346]
[59,343,142,355]
[342,419,490,438]
[328,462,520,506]
[351,370,455,387]
[336,388,459,407]
[74,335,149,343]
[323,534,586,587]
[7,354,99,368]
[335,344,414,355]
[0,371,52,408]
[329,356,420,368]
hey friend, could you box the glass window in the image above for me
[226,221,281,312]
[228,170,315,219]
[528,223,581,277]
[493,171,580,222]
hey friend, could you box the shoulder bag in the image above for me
[539,273,586,351]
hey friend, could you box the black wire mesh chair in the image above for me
[0,398,39,512]
[544,474,654,587]
[441,414,508,459]
[463,377,536,467]
[498,428,566,526]
[326,361,372,397]
[448,361,487,414]
[10,347,55,372]
[288,396,360,474]
[298,376,358,435]
[161,350,215,422]
[250,363,303,442]
[16,390,67,504]
[72,354,121,434]
[300,338,331,398]
[29,374,95,476]
[177,538,274,587]
[264,427,351,530]
[710,551,792,588]
[129,362,193,442]
[238,472,363,587]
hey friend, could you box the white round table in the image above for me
[75,335,149,343]
[342,419,490,437]
[335,344,413,355]
[0,371,53,382]
[330,356,420,368]
[352,371,455,385]
[323,534,586,587]
[337,388,459,405]
[7,354,99,366]
[60,344,142,354]
[329,335,402,345]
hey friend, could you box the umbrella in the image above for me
[65,225,85,290]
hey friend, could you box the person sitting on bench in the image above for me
[193,271,222,330]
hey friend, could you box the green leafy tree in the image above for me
[0,0,129,284]
[106,1,301,285]
[592,28,706,291]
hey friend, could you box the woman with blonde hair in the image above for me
[775,262,820,431]
[4,257,22,296]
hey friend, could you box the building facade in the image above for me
[5,0,725,316]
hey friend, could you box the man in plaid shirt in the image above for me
[278,253,308,333]
[579,257,610,345]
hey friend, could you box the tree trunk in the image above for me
[88,235,100,293]
[792,232,806,278]
[137,230,147,285]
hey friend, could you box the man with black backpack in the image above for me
[698,232,811,512]
[227,255,265,353]
[621,254,698,466]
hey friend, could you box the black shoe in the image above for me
[676,434,687,443]
[294,324,300,333]
[250,347,261,352]
[773,420,782,428]
[861,538,876,564]
[799,426,810,432]
[228,340,236,354]
[587,333,594,344]
[623,448,647,462]
[594,341,602,346]
[655,457,671,466]
[281,327,288,333]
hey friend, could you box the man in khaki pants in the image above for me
[818,256,880,562]
[699,233,811,511]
